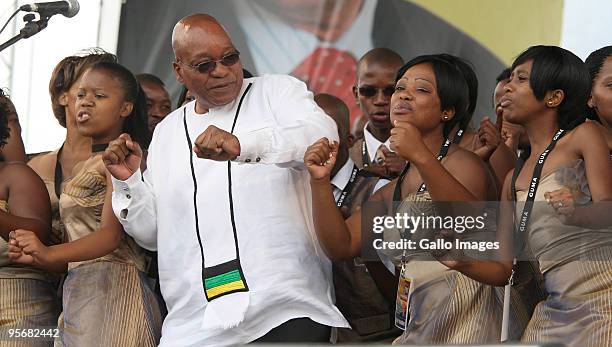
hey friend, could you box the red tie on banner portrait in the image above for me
[291,47,360,126]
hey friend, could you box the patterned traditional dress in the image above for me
[518,160,612,347]
[0,200,60,347]
[55,154,162,347]
[383,193,504,344]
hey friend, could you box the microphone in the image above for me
[20,0,80,18]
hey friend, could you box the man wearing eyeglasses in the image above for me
[349,48,405,180]
[104,13,348,346]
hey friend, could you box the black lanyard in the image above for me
[452,128,465,144]
[511,129,566,232]
[362,140,372,168]
[53,144,64,200]
[182,83,252,269]
[392,137,452,203]
[335,164,360,208]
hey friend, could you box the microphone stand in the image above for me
[0,13,51,53]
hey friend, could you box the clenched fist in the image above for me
[103,133,143,181]
[389,120,429,163]
[380,146,407,178]
[194,125,241,161]
[304,138,338,181]
[8,229,53,267]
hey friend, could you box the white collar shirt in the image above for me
[363,122,392,165]
[331,157,357,202]
[111,75,348,346]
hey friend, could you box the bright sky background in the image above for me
[0,0,121,154]
[1,0,611,154]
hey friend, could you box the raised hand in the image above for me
[304,138,338,181]
[389,120,428,163]
[103,133,143,181]
[473,116,501,161]
[193,125,241,161]
[501,120,525,152]
[380,146,407,178]
[8,229,52,267]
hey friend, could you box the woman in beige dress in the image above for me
[475,45,612,347]
[305,54,506,344]
[1,91,59,347]
[9,61,161,347]
[28,51,118,251]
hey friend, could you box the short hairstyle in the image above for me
[585,46,612,120]
[357,47,404,76]
[49,49,117,128]
[136,73,166,88]
[496,67,512,83]
[395,54,470,138]
[0,89,9,148]
[511,45,591,130]
[87,62,151,149]
[438,54,478,132]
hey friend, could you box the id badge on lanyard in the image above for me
[394,261,411,330]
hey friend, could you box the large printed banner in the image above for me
[117,0,565,125]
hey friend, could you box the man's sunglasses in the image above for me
[357,86,395,98]
[179,52,241,74]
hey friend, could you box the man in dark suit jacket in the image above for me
[117,0,505,124]
[315,92,401,343]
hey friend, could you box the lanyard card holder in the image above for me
[203,259,249,301]
[394,261,411,330]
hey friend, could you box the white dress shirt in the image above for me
[331,157,357,202]
[363,122,391,164]
[363,123,391,193]
[111,75,348,346]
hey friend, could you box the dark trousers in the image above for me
[253,318,331,343]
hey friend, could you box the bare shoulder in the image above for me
[3,161,42,184]
[565,121,608,153]
[569,121,604,140]
[446,145,494,199]
[446,145,487,173]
